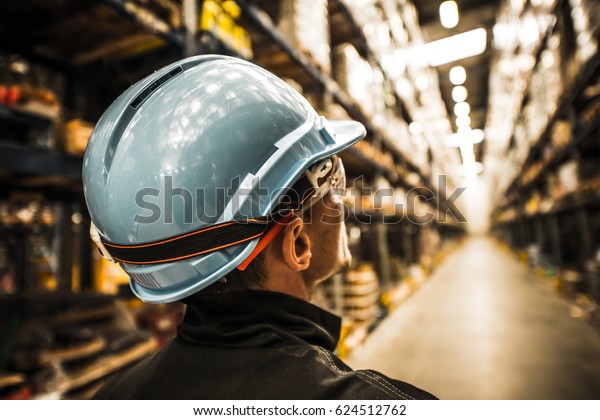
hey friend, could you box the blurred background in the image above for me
[0,0,599,399]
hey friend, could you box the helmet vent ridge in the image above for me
[130,66,184,109]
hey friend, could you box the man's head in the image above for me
[83,55,365,304]
[263,182,352,299]
[210,155,351,300]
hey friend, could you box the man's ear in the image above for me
[281,217,311,271]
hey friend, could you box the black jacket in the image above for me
[93,291,436,399]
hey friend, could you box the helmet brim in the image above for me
[328,120,367,147]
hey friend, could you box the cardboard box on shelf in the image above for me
[334,43,374,114]
[550,120,572,149]
[557,160,579,196]
[277,0,330,74]
[318,262,381,327]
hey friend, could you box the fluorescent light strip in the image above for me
[440,1,459,29]
[454,101,471,117]
[449,66,467,85]
[416,28,487,67]
[452,86,468,102]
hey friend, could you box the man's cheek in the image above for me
[320,197,345,225]
[339,224,352,266]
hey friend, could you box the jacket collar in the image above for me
[178,290,341,351]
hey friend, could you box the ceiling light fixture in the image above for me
[454,101,471,117]
[419,28,487,67]
[452,85,468,102]
[439,1,459,29]
[456,115,471,128]
[449,65,467,85]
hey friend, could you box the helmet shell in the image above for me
[83,55,365,303]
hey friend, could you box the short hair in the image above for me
[223,253,266,291]
[199,252,267,294]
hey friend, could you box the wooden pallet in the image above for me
[0,373,25,390]
[37,337,106,366]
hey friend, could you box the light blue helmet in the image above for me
[83,55,365,303]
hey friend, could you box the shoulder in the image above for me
[309,346,437,400]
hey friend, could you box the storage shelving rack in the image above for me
[491,0,600,303]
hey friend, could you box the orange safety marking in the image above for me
[237,212,295,271]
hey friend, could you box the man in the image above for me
[85,55,435,399]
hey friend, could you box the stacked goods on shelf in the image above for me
[550,120,572,151]
[559,269,583,300]
[386,115,412,157]
[0,55,63,150]
[351,0,392,57]
[341,0,399,99]
[524,191,542,215]
[126,0,182,31]
[333,43,382,117]
[496,207,518,223]
[418,226,441,270]
[343,264,381,324]
[0,85,61,122]
[494,0,600,204]
[0,201,58,292]
[55,119,94,157]
[371,175,394,216]
[200,0,253,59]
[566,0,598,83]
[276,0,330,73]
[0,293,157,399]
[581,80,600,122]
[123,0,179,35]
[94,253,130,297]
[342,0,418,119]
[521,161,544,186]
[485,2,559,191]
[557,160,579,198]
[523,39,562,146]
[0,106,54,150]
[343,175,407,219]
[389,187,407,219]
[318,264,381,326]
[350,0,448,149]
[352,140,395,174]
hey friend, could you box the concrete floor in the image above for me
[346,236,600,399]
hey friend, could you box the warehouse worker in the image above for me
[84,55,435,400]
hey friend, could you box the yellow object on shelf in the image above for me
[221,0,241,19]
[199,0,253,59]
[94,252,130,296]
[56,119,94,157]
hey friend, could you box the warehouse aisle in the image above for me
[346,236,600,399]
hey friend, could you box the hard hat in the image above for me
[83,55,365,303]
